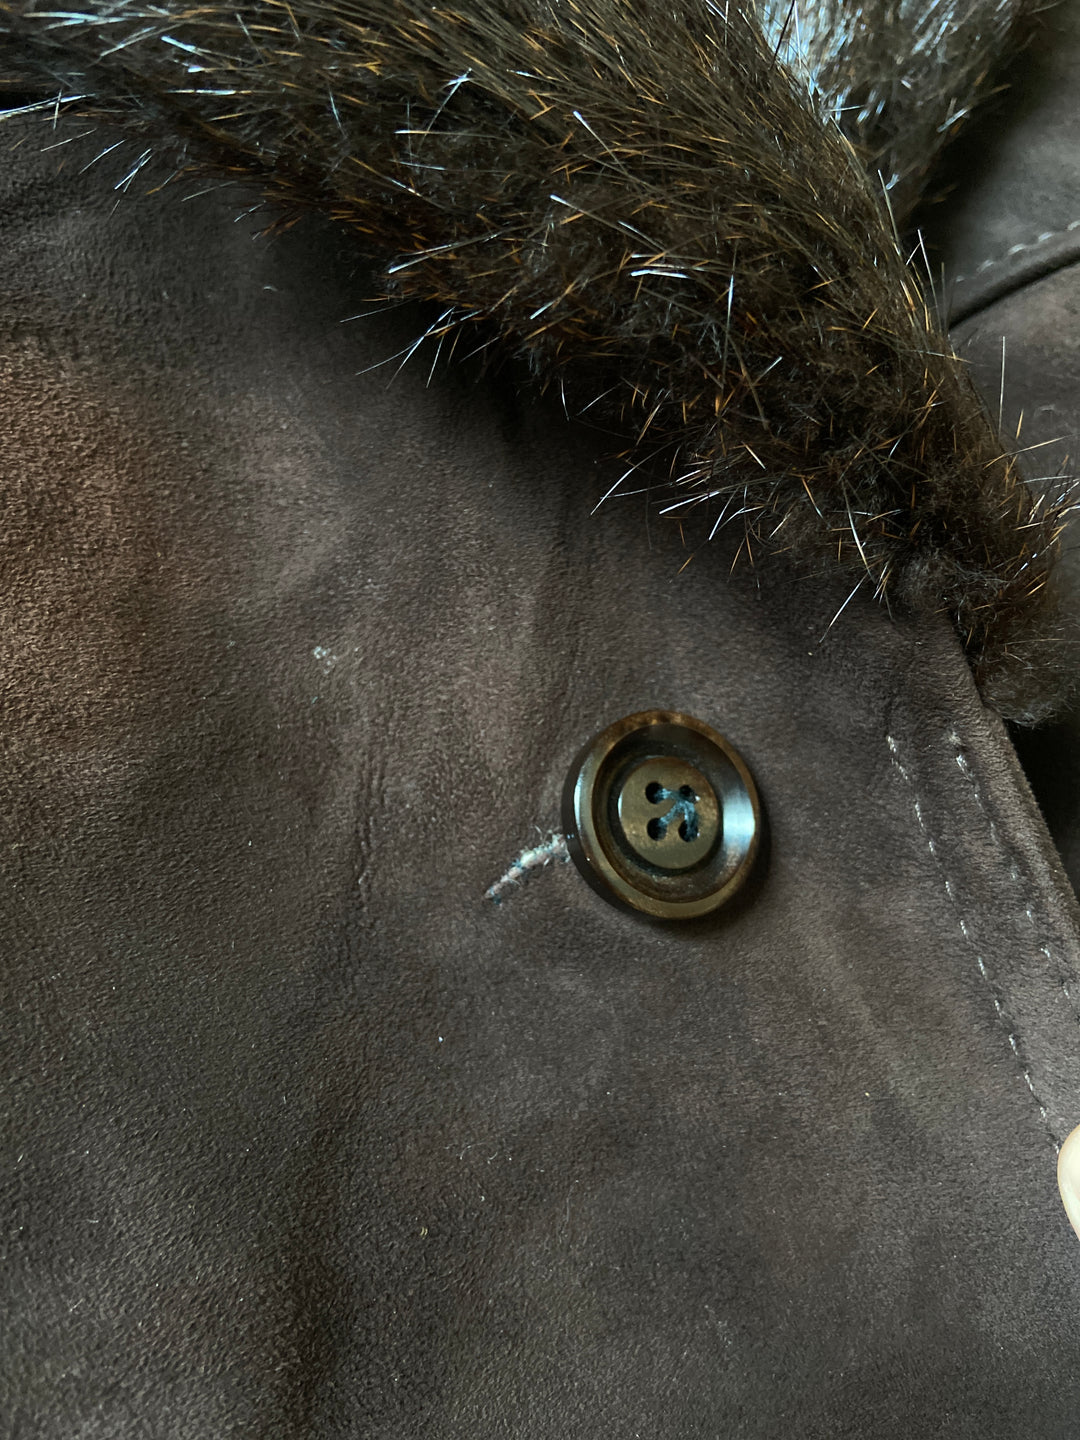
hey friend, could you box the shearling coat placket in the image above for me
[2,1,1080,1434]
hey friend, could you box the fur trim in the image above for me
[0,0,1070,720]
[759,0,1035,219]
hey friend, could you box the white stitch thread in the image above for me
[955,744,1006,847]
[486,833,570,905]
[887,731,1051,1132]
[954,218,1080,284]
[949,731,1080,1149]
[950,733,1004,849]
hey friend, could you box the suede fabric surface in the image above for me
[925,0,1080,325]
[3,118,1080,1436]
[953,264,1080,892]
[923,0,1080,891]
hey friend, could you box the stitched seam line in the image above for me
[954,219,1080,285]
[947,728,1080,1028]
[887,732,1055,1146]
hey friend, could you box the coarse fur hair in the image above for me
[0,0,1070,719]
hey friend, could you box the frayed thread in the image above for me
[486,833,570,906]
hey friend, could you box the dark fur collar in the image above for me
[0,0,1068,719]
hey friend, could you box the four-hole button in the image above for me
[562,710,761,920]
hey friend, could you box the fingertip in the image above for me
[1058,1123,1080,1240]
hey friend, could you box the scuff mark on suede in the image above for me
[886,730,1056,1146]
[486,832,569,906]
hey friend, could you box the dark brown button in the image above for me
[562,711,760,919]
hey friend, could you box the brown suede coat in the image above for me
[4,4,1080,1434]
